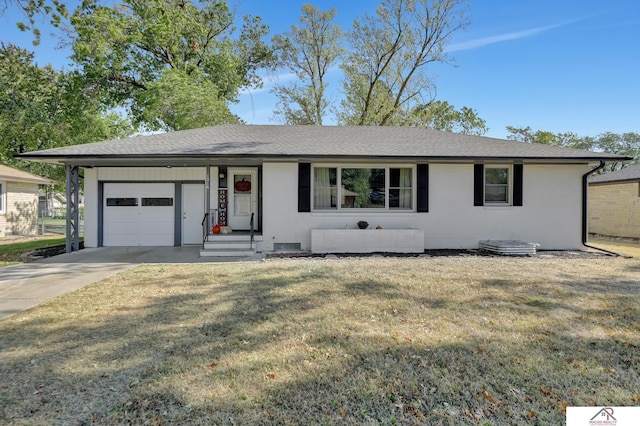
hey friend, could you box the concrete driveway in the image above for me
[0,246,260,321]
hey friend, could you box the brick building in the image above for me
[589,165,640,238]
[0,165,56,237]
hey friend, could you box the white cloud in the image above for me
[238,64,342,95]
[447,19,579,52]
[238,71,298,95]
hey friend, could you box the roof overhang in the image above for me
[15,124,633,167]
[15,153,628,168]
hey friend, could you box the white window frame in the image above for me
[311,164,416,212]
[484,165,512,205]
[0,181,6,214]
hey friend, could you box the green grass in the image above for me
[1,255,638,425]
[0,237,67,267]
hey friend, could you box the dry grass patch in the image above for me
[1,255,639,425]
[590,237,640,258]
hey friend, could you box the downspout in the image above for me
[581,160,629,257]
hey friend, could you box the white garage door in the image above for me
[103,183,175,246]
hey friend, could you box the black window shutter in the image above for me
[417,164,429,212]
[474,164,484,206]
[513,164,523,206]
[298,163,311,212]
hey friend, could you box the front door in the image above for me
[182,183,205,244]
[228,168,258,231]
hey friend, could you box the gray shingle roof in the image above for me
[589,164,640,183]
[18,124,631,165]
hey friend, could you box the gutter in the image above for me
[582,161,631,257]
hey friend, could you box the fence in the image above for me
[38,209,84,237]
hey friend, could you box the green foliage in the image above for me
[273,0,480,132]
[71,0,275,131]
[505,126,591,149]
[271,4,344,125]
[506,126,640,171]
[3,0,69,45]
[339,0,469,126]
[405,101,488,135]
[0,43,132,182]
[596,131,640,163]
[138,68,238,131]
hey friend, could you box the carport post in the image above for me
[65,165,80,253]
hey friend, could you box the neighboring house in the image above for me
[38,191,84,218]
[0,165,56,237]
[588,165,640,239]
[18,125,629,254]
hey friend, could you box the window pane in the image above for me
[485,168,508,184]
[0,183,3,211]
[142,197,173,206]
[314,167,337,209]
[341,168,385,208]
[390,168,400,187]
[106,197,138,207]
[390,189,413,208]
[485,186,508,203]
[485,167,509,203]
[389,168,412,209]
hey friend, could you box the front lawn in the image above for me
[0,237,67,267]
[1,255,638,425]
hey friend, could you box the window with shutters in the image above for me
[312,165,414,211]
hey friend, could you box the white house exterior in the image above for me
[19,125,629,254]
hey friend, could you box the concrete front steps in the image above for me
[200,233,262,257]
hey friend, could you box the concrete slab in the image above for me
[0,246,263,321]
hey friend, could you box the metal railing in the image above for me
[201,212,209,244]
[249,212,255,248]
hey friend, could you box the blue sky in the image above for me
[2,0,639,139]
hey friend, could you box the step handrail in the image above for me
[249,212,255,248]
[201,212,209,245]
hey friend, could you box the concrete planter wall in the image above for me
[311,229,425,254]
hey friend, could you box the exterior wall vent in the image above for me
[274,242,302,252]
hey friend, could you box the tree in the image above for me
[2,0,69,45]
[506,126,640,171]
[505,126,592,149]
[271,4,344,125]
[593,131,640,170]
[137,68,238,131]
[71,0,275,131]
[339,0,468,126]
[0,43,131,181]
[404,101,488,135]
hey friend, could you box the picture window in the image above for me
[313,166,413,211]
